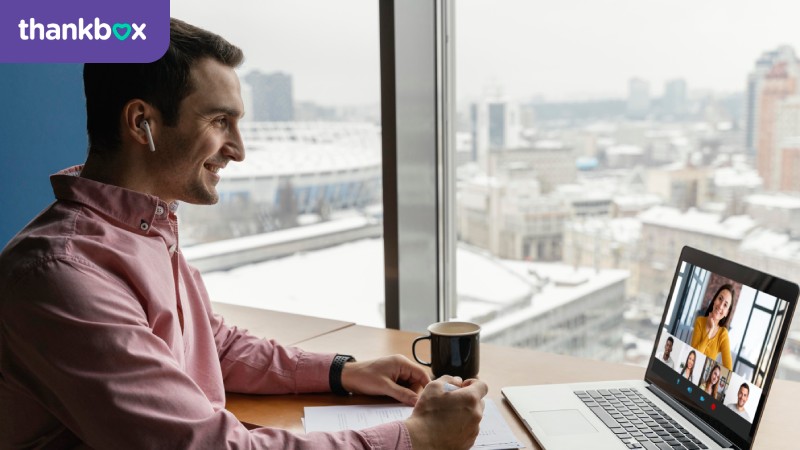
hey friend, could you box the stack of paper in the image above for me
[304,399,524,450]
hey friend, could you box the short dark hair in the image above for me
[666,336,674,344]
[83,18,244,154]
[704,283,736,328]
[740,383,750,393]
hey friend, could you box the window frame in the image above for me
[380,0,455,331]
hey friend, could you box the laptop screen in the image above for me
[646,246,797,450]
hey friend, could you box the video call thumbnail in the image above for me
[655,261,790,425]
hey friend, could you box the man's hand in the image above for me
[340,355,431,406]
[404,376,488,450]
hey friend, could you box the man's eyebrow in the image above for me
[203,107,244,118]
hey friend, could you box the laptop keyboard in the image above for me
[574,388,708,450]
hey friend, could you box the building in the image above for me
[738,229,800,289]
[774,97,800,192]
[746,47,800,191]
[457,172,569,262]
[563,217,641,298]
[744,193,800,238]
[493,141,576,193]
[646,163,712,211]
[457,142,578,261]
[746,46,798,156]
[663,78,688,119]
[457,176,570,262]
[604,144,645,168]
[627,77,651,119]
[710,161,762,215]
[637,207,757,305]
[470,99,522,172]
[243,70,294,122]
[477,262,629,362]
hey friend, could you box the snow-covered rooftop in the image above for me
[740,229,800,262]
[567,217,642,243]
[714,166,762,188]
[197,232,629,331]
[478,262,629,337]
[221,122,381,179]
[639,206,757,240]
[745,193,800,209]
[606,145,644,156]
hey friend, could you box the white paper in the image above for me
[304,399,524,449]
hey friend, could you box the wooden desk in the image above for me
[211,302,354,346]
[226,324,800,449]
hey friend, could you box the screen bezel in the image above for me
[644,246,798,450]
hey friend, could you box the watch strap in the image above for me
[329,354,356,396]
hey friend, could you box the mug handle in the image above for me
[412,335,432,367]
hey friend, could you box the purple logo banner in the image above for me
[0,0,170,62]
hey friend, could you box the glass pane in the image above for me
[741,310,771,363]
[452,0,800,376]
[172,1,385,326]
[755,292,777,309]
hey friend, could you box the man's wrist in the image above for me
[329,354,356,395]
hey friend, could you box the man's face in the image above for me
[153,58,245,204]
[738,386,749,408]
[663,339,673,359]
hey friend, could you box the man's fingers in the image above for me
[435,375,463,387]
[386,383,419,406]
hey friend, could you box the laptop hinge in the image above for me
[646,384,737,449]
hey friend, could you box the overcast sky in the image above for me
[172,0,800,106]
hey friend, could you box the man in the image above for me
[0,18,487,448]
[725,383,752,422]
[661,336,675,370]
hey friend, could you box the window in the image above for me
[450,0,800,378]
[173,1,800,382]
[172,0,386,327]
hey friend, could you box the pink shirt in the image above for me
[0,166,411,449]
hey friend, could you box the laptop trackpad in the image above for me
[530,409,598,436]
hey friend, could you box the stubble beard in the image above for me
[187,180,219,205]
[157,126,219,205]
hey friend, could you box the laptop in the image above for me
[502,246,798,450]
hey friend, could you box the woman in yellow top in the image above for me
[691,284,735,370]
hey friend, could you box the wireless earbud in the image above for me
[141,120,156,152]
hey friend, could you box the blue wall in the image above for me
[0,64,87,246]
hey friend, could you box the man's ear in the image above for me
[121,99,157,150]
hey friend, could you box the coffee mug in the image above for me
[412,321,481,379]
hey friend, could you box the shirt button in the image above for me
[140,221,150,231]
[168,244,177,254]
[156,205,165,215]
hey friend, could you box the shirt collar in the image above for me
[50,165,178,235]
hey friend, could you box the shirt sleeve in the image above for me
[210,311,336,394]
[185,266,337,395]
[0,258,411,450]
[691,316,704,348]
[719,328,732,370]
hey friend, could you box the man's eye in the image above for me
[214,117,228,127]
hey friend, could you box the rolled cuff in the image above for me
[360,421,413,450]
[295,351,337,393]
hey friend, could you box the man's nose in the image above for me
[225,128,245,162]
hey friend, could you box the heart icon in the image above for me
[113,23,132,41]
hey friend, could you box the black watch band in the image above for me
[329,354,356,396]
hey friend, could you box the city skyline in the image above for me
[173,0,800,107]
